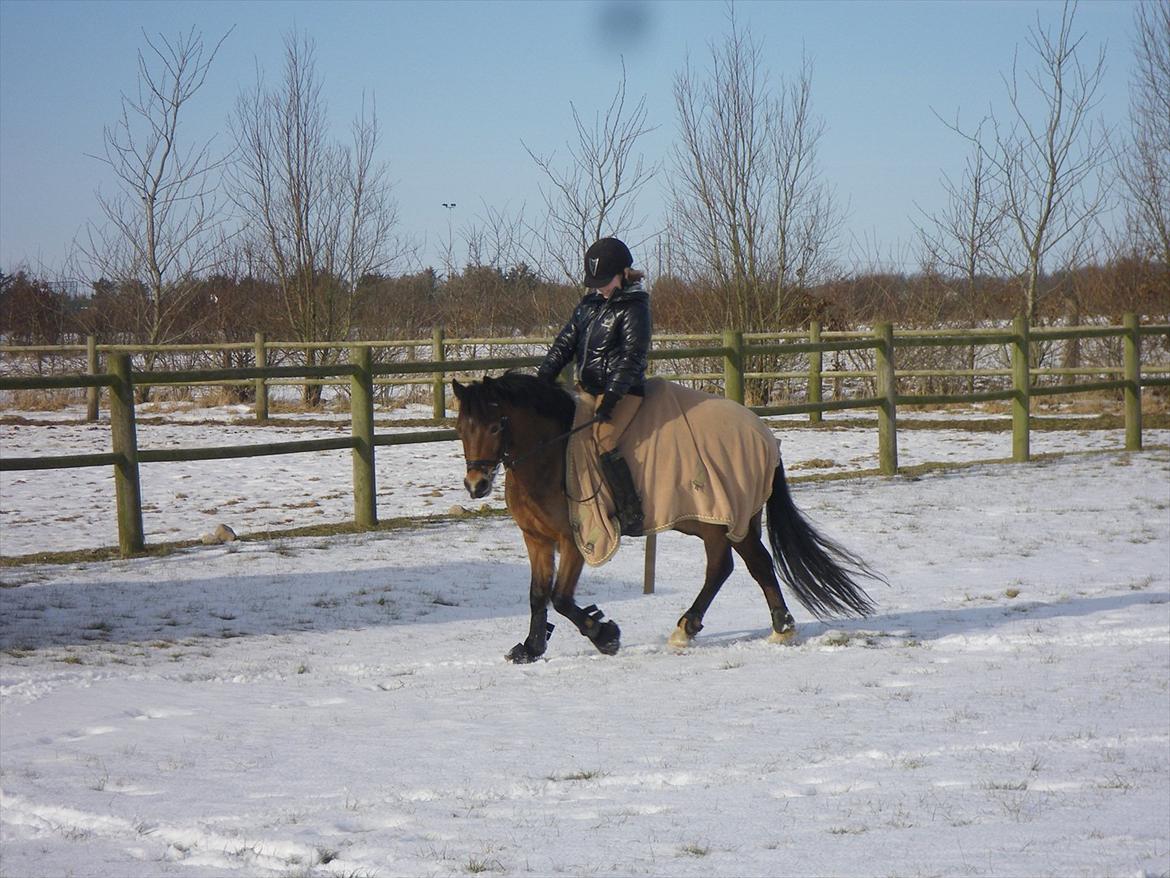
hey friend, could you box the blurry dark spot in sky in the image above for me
[595,0,654,51]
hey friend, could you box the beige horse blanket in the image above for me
[566,378,780,566]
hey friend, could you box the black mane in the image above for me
[458,371,576,430]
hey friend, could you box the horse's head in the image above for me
[452,371,576,500]
[452,376,508,499]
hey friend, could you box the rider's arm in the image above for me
[537,307,583,384]
[600,298,651,408]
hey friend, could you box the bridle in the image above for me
[463,414,514,475]
[462,410,602,475]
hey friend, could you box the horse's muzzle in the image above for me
[464,469,494,499]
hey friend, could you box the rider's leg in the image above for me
[594,394,644,537]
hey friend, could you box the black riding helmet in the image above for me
[583,237,633,288]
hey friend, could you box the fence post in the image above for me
[1012,315,1031,462]
[643,532,656,594]
[254,332,268,421]
[1124,312,1142,451]
[86,335,100,422]
[808,320,823,424]
[723,329,744,405]
[432,326,446,419]
[351,345,378,528]
[108,353,144,556]
[875,323,898,475]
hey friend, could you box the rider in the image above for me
[537,237,649,537]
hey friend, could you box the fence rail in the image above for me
[2,316,1168,561]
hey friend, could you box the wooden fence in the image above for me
[1,316,1167,565]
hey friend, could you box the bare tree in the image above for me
[461,201,529,273]
[982,1,1111,322]
[524,60,657,283]
[668,10,842,332]
[1120,1,1170,273]
[916,121,1006,321]
[668,11,771,330]
[230,32,405,402]
[772,54,845,320]
[84,27,231,384]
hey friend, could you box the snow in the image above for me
[1,406,1169,877]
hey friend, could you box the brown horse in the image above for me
[452,372,880,663]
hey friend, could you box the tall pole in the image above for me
[442,202,457,279]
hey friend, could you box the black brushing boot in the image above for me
[599,450,644,537]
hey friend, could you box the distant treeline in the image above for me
[2,256,1166,348]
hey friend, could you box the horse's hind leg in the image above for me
[550,535,621,656]
[732,512,797,643]
[668,523,736,647]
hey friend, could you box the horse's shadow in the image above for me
[691,589,1168,649]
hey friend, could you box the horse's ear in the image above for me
[482,374,493,386]
[451,379,465,400]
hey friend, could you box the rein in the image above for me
[506,416,601,470]
[464,415,602,473]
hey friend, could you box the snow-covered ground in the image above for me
[1,407,1168,878]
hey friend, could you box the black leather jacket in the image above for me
[538,281,651,399]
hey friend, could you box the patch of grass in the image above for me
[680,843,711,857]
[790,458,839,470]
[1097,773,1135,791]
[548,769,605,782]
[315,847,339,865]
[981,779,1028,791]
[464,857,503,874]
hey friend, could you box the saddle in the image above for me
[565,378,779,566]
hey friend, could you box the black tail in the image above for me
[765,459,881,618]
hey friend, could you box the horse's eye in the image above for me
[488,423,502,436]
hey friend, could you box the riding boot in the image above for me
[599,450,644,537]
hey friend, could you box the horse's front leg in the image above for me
[550,536,621,656]
[506,532,556,664]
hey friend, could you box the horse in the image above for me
[451,371,881,663]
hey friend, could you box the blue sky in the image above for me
[0,0,1138,279]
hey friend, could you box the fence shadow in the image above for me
[0,557,535,652]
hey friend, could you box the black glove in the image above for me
[596,394,618,422]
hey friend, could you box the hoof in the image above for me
[506,642,540,663]
[668,624,692,649]
[768,610,797,644]
[767,628,798,644]
[592,620,621,656]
